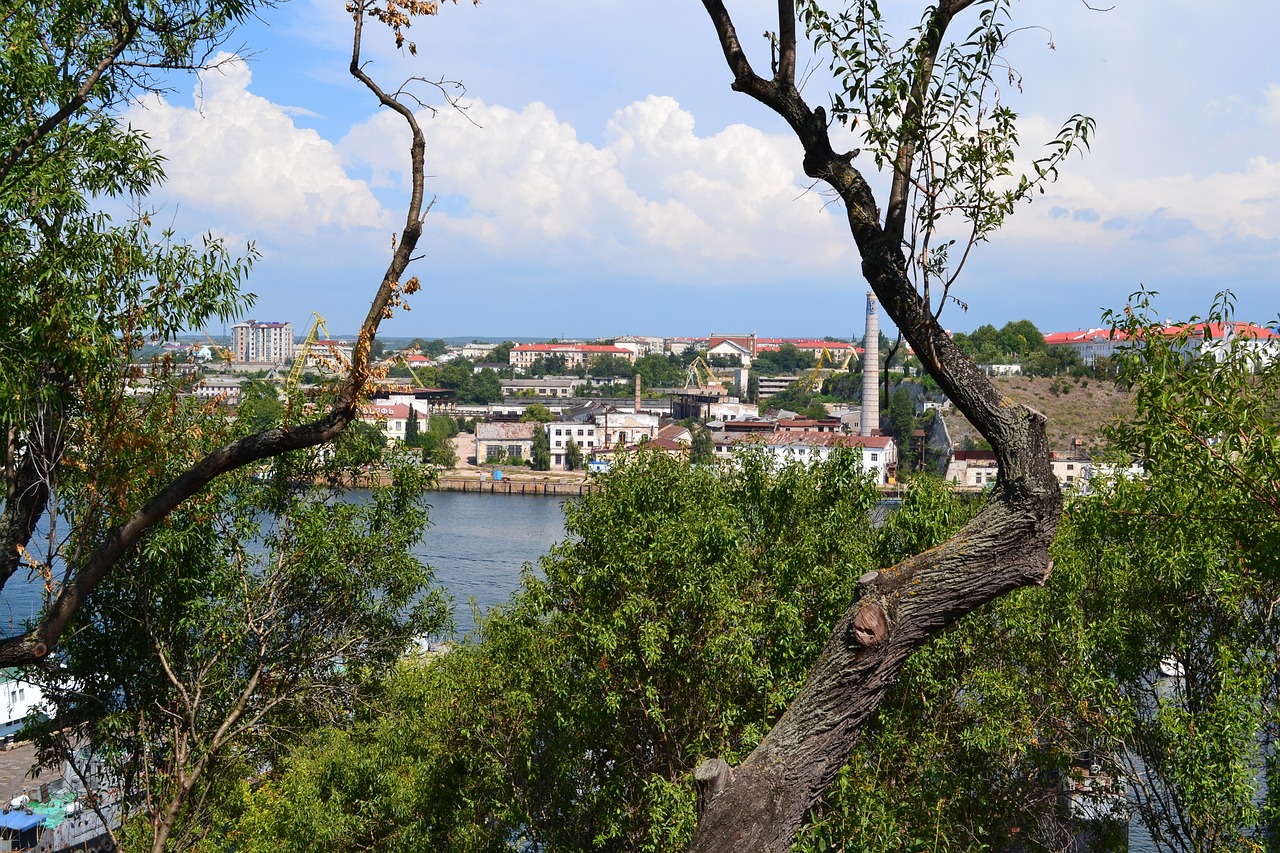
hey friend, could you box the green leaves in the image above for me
[798,0,1092,310]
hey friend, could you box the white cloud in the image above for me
[339,94,854,281]
[1263,83,1280,127]
[124,54,391,237]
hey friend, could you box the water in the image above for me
[0,490,569,642]
[413,491,567,630]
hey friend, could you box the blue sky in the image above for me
[124,0,1280,340]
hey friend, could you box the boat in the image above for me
[0,785,120,852]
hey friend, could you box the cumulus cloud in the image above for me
[339,95,854,281]
[124,54,391,237]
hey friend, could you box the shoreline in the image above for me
[434,474,598,497]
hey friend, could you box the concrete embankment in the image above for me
[434,476,598,497]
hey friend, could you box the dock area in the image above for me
[435,476,597,497]
[0,742,48,798]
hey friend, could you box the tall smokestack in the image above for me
[635,372,642,414]
[861,292,879,436]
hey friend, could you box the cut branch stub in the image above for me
[694,758,733,817]
[851,603,888,648]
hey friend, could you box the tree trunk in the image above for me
[689,1,1063,848]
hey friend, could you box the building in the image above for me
[547,422,601,469]
[231,320,295,364]
[357,402,413,441]
[459,342,497,360]
[306,339,354,368]
[501,376,586,398]
[1044,321,1280,369]
[611,336,665,358]
[190,376,245,405]
[509,343,636,371]
[474,422,538,464]
[736,431,897,484]
[945,449,999,489]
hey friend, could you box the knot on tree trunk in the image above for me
[850,602,888,648]
[694,758,733,818]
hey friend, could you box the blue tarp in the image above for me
[0,809,45,831]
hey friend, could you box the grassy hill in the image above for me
[941,374,1132,455]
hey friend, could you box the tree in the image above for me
[884,385,915,459]
[531,425,551,471]
[421,415,458,469]
[236,380,286,432]
[404,407,421,446]
[462,367,503,404]
[564,436,583,471]
[688,1,1090,846]
[689,426,714,465]
[31,443,448,852]
[0,0,455,673]
[521,402,554,423]
[233,447,886,851]
[1045,291,1280,848]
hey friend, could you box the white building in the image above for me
[547,422,601,469]
[727,431,897,484]
[231,320,295,364]
[509,343,635,371]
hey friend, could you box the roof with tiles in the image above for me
[475,422,538,441]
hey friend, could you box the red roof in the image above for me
[358,403,412,419]
[1044,322,1278,345]
[753,431,892,449]
[511,344,631,355]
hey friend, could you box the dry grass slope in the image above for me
[942,375,1132,455]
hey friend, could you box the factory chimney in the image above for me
[635,372,642,414]
[860,292,879,436]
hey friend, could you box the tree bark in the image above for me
[689,2,1062,849]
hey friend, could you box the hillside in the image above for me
[941,374,1133,455]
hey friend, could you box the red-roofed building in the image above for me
[357,402,413,441]
[1044,321,1280,368]
[509,343,635,370]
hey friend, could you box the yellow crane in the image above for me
[287,311,334,392]
[684,356,725,393]
[802,346,858,394]
[200,330,235,363]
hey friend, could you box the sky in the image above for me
[121,0,1280,340]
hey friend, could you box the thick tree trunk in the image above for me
[689,1,1063,849]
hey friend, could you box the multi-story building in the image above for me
[231,320,295,364]
[547,422,600,469]
[508,343,635,371]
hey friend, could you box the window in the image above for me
[554,455,563,465]
[870,453,878,461]
[555,429,562,436]
[587,441,594,447]
[577,429,584,436]
[507,445,523,459]
[486,446,502,461]
[1066,463,1074,470]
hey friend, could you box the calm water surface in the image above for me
[413,490,568,630]
[0,491,568,639]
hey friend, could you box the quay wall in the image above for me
[434,476,598,497]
